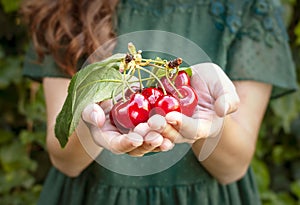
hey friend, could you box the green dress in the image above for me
[23,0,298,204]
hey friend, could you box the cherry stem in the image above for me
[128,74,165,84]
[165,68,183,98]
[148,63,166,71]
[122,68,128,100]
[112,84,123,104]
[125,67,138,93]
[122,82,126,102]
[141,58,166,65]
[112,87,117,104]
[137,67,144,90]
[136,65,167,95]
[172,67,179,81]
[122,74,136,98]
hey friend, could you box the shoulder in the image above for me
[23,43,71,81]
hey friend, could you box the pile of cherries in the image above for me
[109,70,198,133]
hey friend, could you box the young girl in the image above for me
[21,0,297,204]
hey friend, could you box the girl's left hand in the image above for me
[147,63,240,158]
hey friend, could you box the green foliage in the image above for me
[270,92,300,133]
[253,89,300,204]
[0,45,50,204]
[0,1,50,204]
[250,2,300,204]
[295,22,300,46]
[0,0,21,13]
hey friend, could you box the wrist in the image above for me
[192,116,224,161]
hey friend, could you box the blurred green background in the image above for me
[0,0,300,204]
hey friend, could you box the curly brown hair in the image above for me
[20,0,119,76]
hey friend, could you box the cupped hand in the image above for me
[81,100,174,157]
[147,63,240,158]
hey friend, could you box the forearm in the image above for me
[43,77,103,177]
[47,119,103,177]
[192,81,271,185]
[192,115,256,184]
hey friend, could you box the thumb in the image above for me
[82,103,106,127]
[165,112,212,140]
[191,63,240,117]
[214,92,240,117]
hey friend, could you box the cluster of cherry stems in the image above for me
[109,44,198,133]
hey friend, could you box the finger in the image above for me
[165,111,211,140]
[148,115,180,143]
[147,114,167,132]
[159,138,175,151]
[204,64,239,117]
[214,92,240,117]
[191,63,240,117]
[150,138,175,152]
[109,132,144,154]
[91,128,119,148]
[98,99,113,115]
[144,131,164,147]
[82,103,106,127]
[100,119,119,132]
[127,131,164,156]
[133,122,151,136]
[129,123,158,156]
[147,114,196,143]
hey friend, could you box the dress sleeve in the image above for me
[225,0,298,98]
[23,43,70,82]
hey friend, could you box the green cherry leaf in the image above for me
[179,67,193,77]
[55,53,125,147]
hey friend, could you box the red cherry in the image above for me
[158,76,176,94]
[128,93,151,126]
[151,95,181,116]
[174,70,191,87]
[109,101,132,133]
[110,93,151,132]
[172,85,198,117]
[158,70,190,93]
[124,86,141,100]
[141,87,164,108]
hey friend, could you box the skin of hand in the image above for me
[80,72,174,156]
[147,63,272,184]
[81,63,231,156]
[81,100,175,157]
[148,63,240,147]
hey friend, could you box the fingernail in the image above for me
[145,132,160,142]
[224,103,230,115]
[90,111,98,126]
[168,121,177,126]
[127,134,143,146]
[144,132,164,147]
[165,112,181,125]
[161,140,174,151]
[148,115,166,131]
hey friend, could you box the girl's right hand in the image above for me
[81,100,174,156]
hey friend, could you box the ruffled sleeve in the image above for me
[225,0,298,98]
